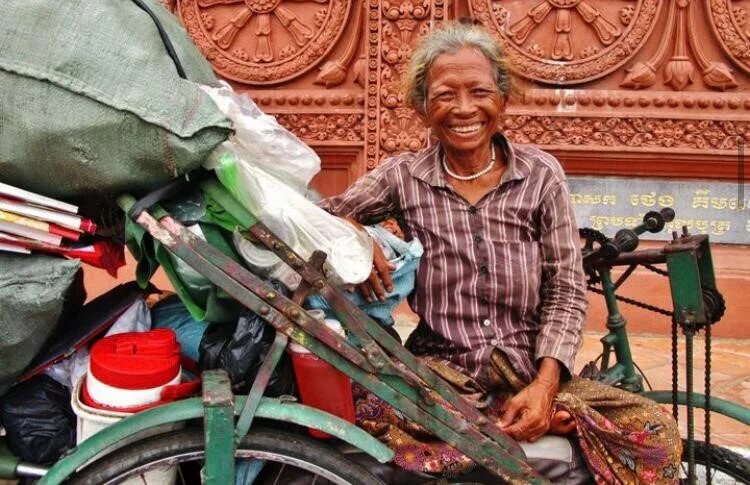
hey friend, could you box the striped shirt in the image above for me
[320,134,587,383]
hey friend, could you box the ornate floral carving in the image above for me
[470,0,660,84]
[366,0,437,168]
[179,0,351,84]
[619,6,635,25]
[276,113,364,141]
[314,2,364,88]
[503,116,749,150]
[708,0,750,74]
[621,0,738,91]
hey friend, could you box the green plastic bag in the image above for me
[122,192,242,324]
[0,0,231,202]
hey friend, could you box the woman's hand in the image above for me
[499,357,562,442]
[342,217,395,302]
[357,242,395,302]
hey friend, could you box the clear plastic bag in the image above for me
[201,82,319,191]
[202,84,373,286]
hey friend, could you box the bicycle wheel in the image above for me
[67,427,387,485]
[680,440,750,484]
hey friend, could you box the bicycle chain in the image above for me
[579,227,610,285]
[586,285,674,317]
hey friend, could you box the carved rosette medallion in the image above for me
[708,0,750,74]
[469,0,661,84]
[179,0,351,84]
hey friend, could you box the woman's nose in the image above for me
[454,92,477,114]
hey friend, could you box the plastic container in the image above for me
[84,328,181,411]
[289,310,356,439]
[72,329,188,484]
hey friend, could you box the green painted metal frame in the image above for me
[643,391,750,426]
[586,226,750,484]
[37,395,392,484]
[122,184,546,483]
[202,370,236,484]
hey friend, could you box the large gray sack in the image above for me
[0,0,232,201]
[0,255,82,396]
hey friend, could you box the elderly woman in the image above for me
[321,21,680,484]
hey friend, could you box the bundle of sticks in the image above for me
[0,182,124,275]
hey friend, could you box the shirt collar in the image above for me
[408,132,528,187]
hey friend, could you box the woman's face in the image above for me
[420,47,505,158]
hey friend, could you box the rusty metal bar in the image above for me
[249,222,528,459]
[134,208,542,482]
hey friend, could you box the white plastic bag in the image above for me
[201,82,319,191]
[202,84,373,286]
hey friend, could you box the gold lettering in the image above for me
[692,189,710,209]
[589,215,609,230]
[624,216,639,227]
[657,195,674,207]
[640,192,656,207]
[630,194,640,206]
[710,220,731,236]
[694,220,709,233]
[710,197,728,210]
[571,193,583,204]
[746,220,750,232]
[582,194,597,205]
[602,195,617,205]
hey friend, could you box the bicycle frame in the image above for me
[588,232,750,425]
[584,220,750,483]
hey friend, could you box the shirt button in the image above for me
[468,206,477,215]
[490,339,499,346]
[480,265,488,274]
[482,319,491,327]
[474,234,482,243]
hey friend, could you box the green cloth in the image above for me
[122,194,242,324]
[0,0,231,202]
[0,255,81,396]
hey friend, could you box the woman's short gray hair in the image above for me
[404,21,511,112]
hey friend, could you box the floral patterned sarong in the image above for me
[355,352,681,484]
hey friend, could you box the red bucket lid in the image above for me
[89,329,181,390]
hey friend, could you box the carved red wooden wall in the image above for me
[167,0,750,192]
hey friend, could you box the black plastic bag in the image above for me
[0,375,76,464]
[199,282,295,396]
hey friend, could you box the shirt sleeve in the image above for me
[534,180,587,380]
[317,157,400,222]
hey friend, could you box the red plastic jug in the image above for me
[289,311,356,439]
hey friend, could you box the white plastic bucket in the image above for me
[71,376,182,484]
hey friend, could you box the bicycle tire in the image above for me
[66,427,387,485]
[681,440,750,484]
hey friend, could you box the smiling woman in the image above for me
[318,20,682,484]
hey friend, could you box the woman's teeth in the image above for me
[450,123,482,134]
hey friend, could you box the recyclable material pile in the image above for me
[0,0,377,474]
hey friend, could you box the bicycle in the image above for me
[579,207,750,483]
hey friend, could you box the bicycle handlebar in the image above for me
[583,208,675,266]
[604,208,675,260]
